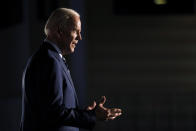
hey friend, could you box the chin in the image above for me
[70,48,75,53]
[65,49,74,55]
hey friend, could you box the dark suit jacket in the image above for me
[20,41,96,131]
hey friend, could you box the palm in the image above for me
[95,96,122,121]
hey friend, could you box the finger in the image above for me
[87,101,96,110]
[92,101,96,108]
[107,112,122,121]
[99,96,106,106]
[87,107,92,110]
[110,108,122,113]
[107,116,116,120]
[90,101,96,108]
[108,112,122,118]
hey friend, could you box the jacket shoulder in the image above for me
[26,44,61,72]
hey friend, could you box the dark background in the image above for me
[1,0,196,130]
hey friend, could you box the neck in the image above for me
[46,35,66,56]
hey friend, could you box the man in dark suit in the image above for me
[20,8,122,131]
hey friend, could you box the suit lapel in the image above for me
[44,42,79,106]
[58,58,79,107]
[60,59,74,87]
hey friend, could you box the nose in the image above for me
[76,32,82,41]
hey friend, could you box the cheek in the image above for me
[64,33,74,42]
[69,38,75,44]
[65,37,73,44]
[67,35,75,42]
[71,33,77,40]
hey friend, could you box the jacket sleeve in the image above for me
[26,56,96,130]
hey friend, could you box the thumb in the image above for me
[99,96,106,106]
[87,101,96,110]
[91,101,96,108]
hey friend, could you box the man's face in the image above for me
[60,16,82,55]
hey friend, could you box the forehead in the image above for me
[72,16,81,29]
[65,15,81,31]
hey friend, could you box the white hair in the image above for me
[44,8,80,35]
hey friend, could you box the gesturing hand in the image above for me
[87,96,122,121]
